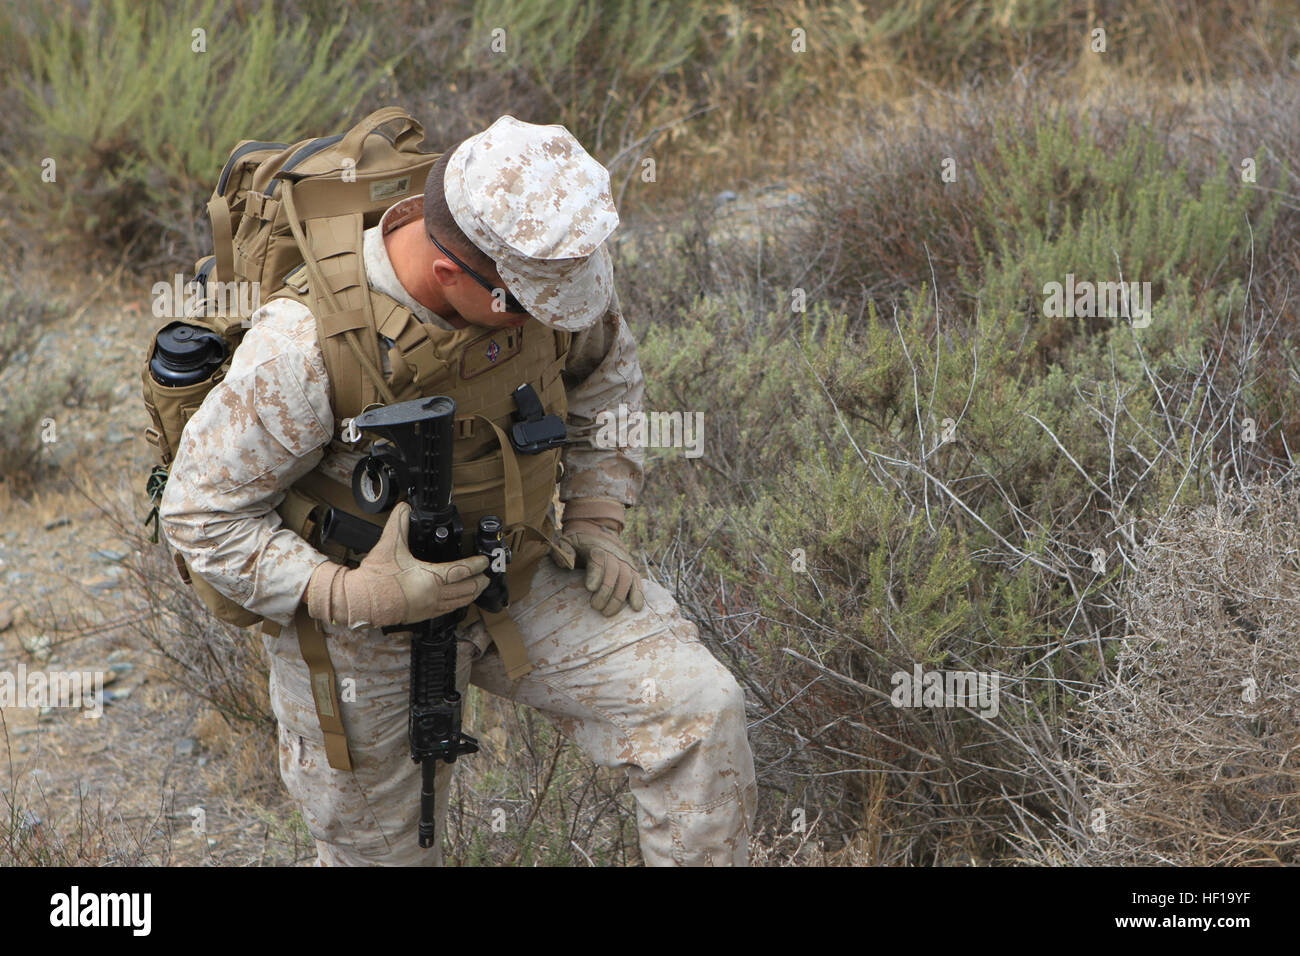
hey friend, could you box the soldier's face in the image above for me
[432,257,531,329]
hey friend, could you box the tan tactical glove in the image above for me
[306,501,490,629]
[561,519,645,617]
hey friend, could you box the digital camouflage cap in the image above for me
[443,115,620,331]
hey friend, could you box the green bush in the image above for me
[972,117,1277,335]
[862,0,1300,86]
[460,0,741,179]
[632,285,1295,860]
[626,87,1299,861]
[4,0,379,267]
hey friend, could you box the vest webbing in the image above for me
[265,223,572,771]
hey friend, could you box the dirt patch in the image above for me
[0,271,311,866]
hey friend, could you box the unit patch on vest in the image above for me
[460,329,521,379]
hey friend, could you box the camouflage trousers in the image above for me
[261,557,757,866]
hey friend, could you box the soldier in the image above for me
[159,115,757,866]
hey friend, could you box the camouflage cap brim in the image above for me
[495,244,613,332]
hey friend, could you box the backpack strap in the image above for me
[281,182,396,420]
[207,194,235,283]
[276,186,395,770]
[293,606,354,771]
[374,297,450,400]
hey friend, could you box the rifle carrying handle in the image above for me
[337,107,426,160]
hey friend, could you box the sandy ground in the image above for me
[0,268,313,866]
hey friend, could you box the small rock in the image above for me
[44,517,71,531]
[20,633,52,658]
[715,190,738,204]
[174,736,200,757]
[84,570,123,593]
[94,548,129,563]
[109,661,134,676]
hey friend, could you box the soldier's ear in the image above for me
[431,258,460,286]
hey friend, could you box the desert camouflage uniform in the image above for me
[159,186,757,865]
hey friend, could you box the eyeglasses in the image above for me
[427,231,528,314]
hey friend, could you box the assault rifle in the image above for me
[319,395,508,849]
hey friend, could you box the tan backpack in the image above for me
[141,107,440,626]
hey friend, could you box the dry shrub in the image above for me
[0,264,83,487]
[444,691,641,866]
[123,549,273,734]
[56,485,277,734]
[1068,482,1300,865]
[0,759,177,866]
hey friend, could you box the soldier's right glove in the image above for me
[306,501,490,629]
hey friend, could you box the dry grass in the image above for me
[1064,482,1300,866]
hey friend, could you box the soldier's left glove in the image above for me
[561,519,645,617]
